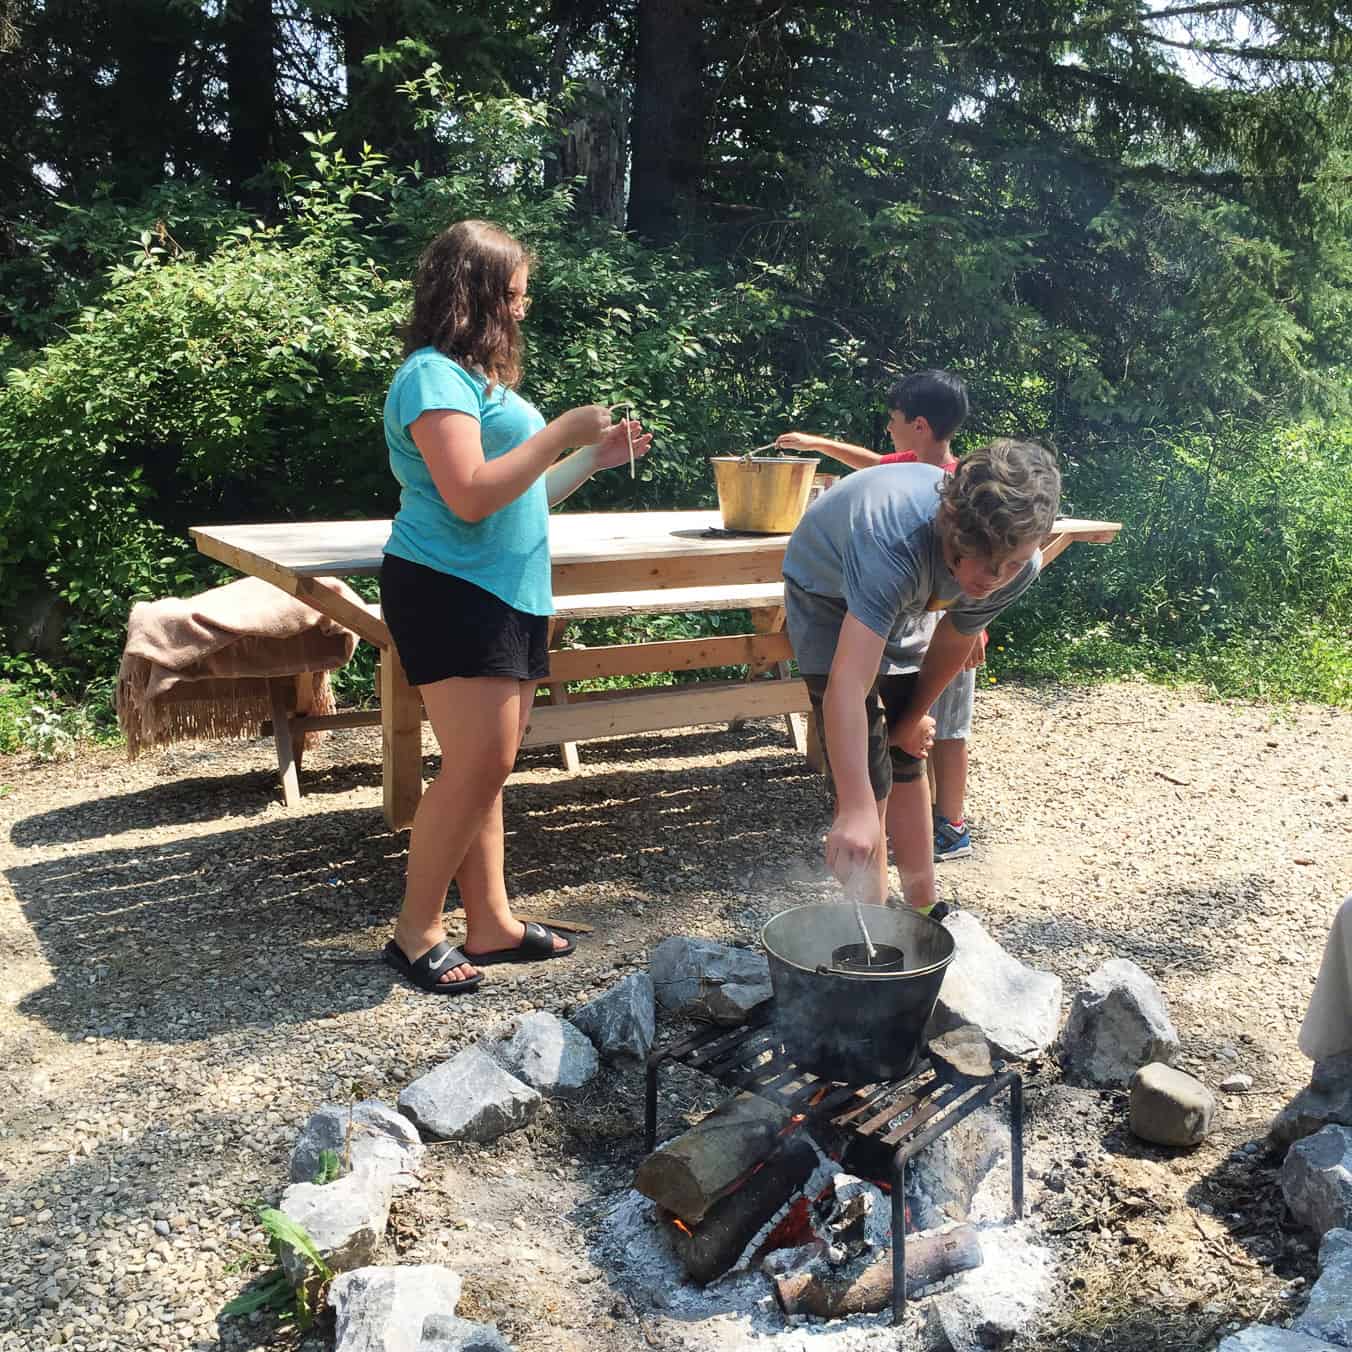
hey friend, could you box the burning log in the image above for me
[774,1224,983,1318]
[667,1135,818,1284]
[635,1092,789,1225]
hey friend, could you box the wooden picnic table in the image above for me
[191,510,1121,830]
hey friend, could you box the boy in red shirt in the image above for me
[777,370,981,871]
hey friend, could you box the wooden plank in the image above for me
[553,581,785,619]
[295,577,390,649]
[380,646,423,831]
[552,549,786,596]
[268,678,301,808]
[545,617,581,771]
[546,632,793,683]
[1039,533,1074,568]
[519,678,810,748]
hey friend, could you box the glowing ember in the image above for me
[671,1217,693,1237]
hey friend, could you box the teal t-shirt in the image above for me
[382,347,552,616]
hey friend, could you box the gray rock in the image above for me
[926,913,1062,1061]
[928,1025,997,1081]
[570,973,656,1066]
[1222,1074,1255,1093]
[329,1265,462,1352]
[1129,1063,1215,1148]
[649,937,772,1025]
[910,1106,1007,1224]
[1218,1329,1344,1352]
[291,1101,425,1194]
[277,1170,392,1287]
[1320,1228,1352,1269]
[398,1047,541,1143]
[1270,1053,1352,1152]
[1282,1126,1352,1239]
[1061,959,1179,1088]
[480,1011,598,1098]
[925,1225,1053,1351]
[419,1312,513,1351]
[1292,1245,1352,1346]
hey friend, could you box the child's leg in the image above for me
[931,739,967,824]
[929,667,976,824]
[885,772,936,909]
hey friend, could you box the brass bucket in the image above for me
[710,456,820,533]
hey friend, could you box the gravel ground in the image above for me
[0,679,1349,1352]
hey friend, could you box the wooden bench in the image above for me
[268,581,806,784]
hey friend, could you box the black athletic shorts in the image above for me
[380,552,551,687]
[803,672,925,801]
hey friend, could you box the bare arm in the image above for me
[411,404,611,523]
[893,616,976,747]
[776,431,883,470]
[545,419,654,507]
[821,615,888,881]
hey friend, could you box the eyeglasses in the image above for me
[507,293,532,315]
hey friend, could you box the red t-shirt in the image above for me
[879,449,958,473]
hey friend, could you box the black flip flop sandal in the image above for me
[464,921,575,967]
[383,939,484,995]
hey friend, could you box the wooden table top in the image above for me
[191,511,1121,582]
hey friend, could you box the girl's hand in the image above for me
[553,404,613,448]
[776,432,814,451]
[591,420,653,472]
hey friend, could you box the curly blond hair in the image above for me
[938,440,1061,559]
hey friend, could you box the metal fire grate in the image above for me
[644,1004,1024,1329]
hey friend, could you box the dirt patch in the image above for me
[0,679,1348,1351]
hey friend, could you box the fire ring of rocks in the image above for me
[249,917,1352,1351]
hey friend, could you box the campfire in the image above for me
[630,1003,1024,1330]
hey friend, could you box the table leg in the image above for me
[380,645,423,831]
[731,606,805,751]
[268,677,301,808]
[545,619,581,772]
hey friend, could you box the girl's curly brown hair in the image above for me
[402,219,533,388]
[938,439,1061,559]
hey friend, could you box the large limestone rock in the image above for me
[1218,1330,1345,1352]
[1129,1063,1215,1148]
[570,972,656,1066]
[924,1225,1054,1351]
[1270,1053,1352,1152]
[1281,1125,1352,1239]
[291,1100,425,1194]
[277,1170,393,1287]
[1061,959,1179,1089]
[926,913,1062,1062]
[649,937,772,1025]
[418,1312,513,1350]
[1292,1240,1352,1347]
[398,1047,541,1144]
[329,1265,462,1352]
[479,1011,598,1098]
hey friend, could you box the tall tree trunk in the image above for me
[556,81,629,225]
[106,1,189,195]
[628,0,705,241]
[223,0,278,210]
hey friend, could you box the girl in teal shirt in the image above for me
[381,219,651,994]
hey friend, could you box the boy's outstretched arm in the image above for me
[821,616,888,884]
[776,431,883,470]
[892,616,976,751]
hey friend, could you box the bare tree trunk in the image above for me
[557,81,629,225]
[223,0,278,209]
[628,0,705,240]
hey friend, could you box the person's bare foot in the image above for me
[391,923,479,986]
[463,918,570,960]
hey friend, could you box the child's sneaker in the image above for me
[933,814,972,862]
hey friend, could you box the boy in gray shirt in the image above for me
[783,439,1061,915]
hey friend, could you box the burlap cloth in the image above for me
[116,576,369,758]
[1299,894,1352,1061]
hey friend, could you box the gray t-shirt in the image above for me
[781,462,1041,676]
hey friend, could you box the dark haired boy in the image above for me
[777,369,982,865]
[781,440,1061,915]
